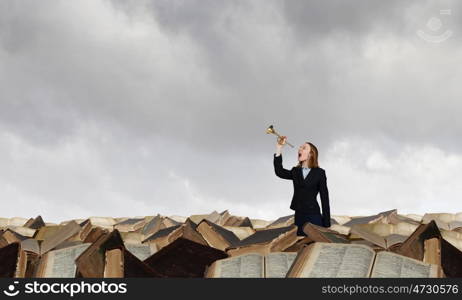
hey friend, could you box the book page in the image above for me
[321,232,349,243]
[328,224,350,236]
[385,234,408,248]
[223,226,255,240]
[43,243,92,278]
[371,251,438,278]
[331,215,351,225]
[8,226,36,237]
[40,221,81,255]
[456,213,462,222]
[422,214,451,229]
[196,222,229,251]
[120,232,143,244]
[125,244,156,261]
[366,223,393,236]
[265,252,297,278]
[350,226,386,249]
[300,243,375,277]
[89,217,116,226]
[449,221,462,230]
[216,253,264,278]
[20,239,40,254]
[395,222,418,235]
[344,215,384,226]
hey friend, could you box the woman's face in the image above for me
[298,143,311,162]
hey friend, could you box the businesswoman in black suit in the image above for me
[273,136,331,236]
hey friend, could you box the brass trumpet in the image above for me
[266,125,294,148]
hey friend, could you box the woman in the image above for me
[273,136,331,236]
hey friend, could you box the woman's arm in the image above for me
[319,170,331,227]
[273,153,292,180]
[273,136,292,180]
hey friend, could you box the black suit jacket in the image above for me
[273,153,331,227]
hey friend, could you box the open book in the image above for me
[350,224,409,250]
[422,213,462,230]
[342,209,397,227]
[286,242,439,278]
[225,225,299,257]
[35,243,92,277]
[265,215,294,229]
[205,252,297,278]
[196,219,241,251]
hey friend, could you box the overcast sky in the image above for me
[1,0,462,223]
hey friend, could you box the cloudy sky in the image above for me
[1,0,461,223]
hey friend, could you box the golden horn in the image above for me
[266,125,294,148]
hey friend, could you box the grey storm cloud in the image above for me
[1,0,462,222]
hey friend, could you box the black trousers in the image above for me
[294,211,323,236]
